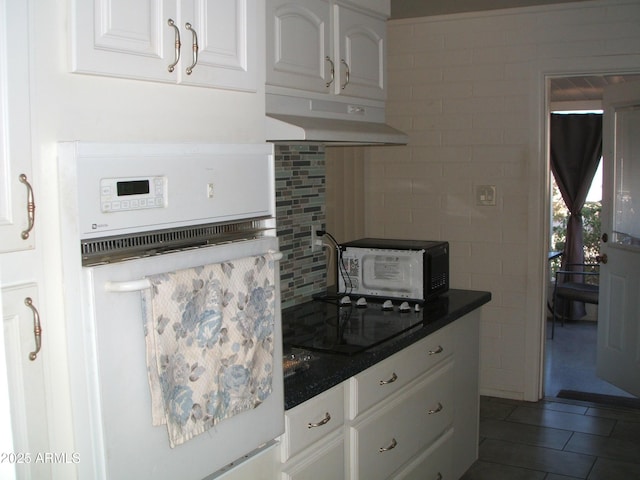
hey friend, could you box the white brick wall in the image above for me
[370,0,640,399]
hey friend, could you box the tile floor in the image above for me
[461,396,640,479]
[460,319,640,479]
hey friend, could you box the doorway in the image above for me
[543,74,640,399]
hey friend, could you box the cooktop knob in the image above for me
[399,301,411,312]
[339,295,352,305]
[414,303,421,312]
[356,297,368,308]
[382,299,394,310]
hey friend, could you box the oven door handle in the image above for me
[104,250,283,293]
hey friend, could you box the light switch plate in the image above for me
[476,185,497,206]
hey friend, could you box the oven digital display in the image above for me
[117,180,150,196]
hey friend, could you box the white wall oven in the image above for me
[57,143,283,480]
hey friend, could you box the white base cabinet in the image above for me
[279,310,481,480]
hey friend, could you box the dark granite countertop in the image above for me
[282,289,491,410]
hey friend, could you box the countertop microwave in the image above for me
[337,238,449,303]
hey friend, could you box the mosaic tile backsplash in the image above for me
[275,144,327,308]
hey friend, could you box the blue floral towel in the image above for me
[141,254,276,448]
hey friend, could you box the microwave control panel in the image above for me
[100,176,168,213]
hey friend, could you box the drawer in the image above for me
[349,361,454,480]
[394,428,453,480]
[282,383,344,461]
[281,431,344,480]
[348,325,452,418]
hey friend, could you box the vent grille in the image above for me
[81,219,272,266]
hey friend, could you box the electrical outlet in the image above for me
[475,185,497,206]
[310,225,323,253]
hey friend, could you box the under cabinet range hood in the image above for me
[265,93,408,145]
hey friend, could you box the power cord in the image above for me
[315,229,353,296]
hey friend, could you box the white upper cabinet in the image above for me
[266,0,386,101]
[334,3,386,101]
[266,0,331,94]
[0,0,34,253]
[71,0,258,92]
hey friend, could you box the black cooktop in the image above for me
[282,296,448,355]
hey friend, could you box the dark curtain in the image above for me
[550,113,602,318]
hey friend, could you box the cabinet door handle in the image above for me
[167,19,181,73]
[379,372,398,385]
[428,345,443,355]
[435,473,443,480]
[379,438,397,452]
[340,59,350,89]
[307,412,331,429]
[325,56,335,87]
[428,402,443,415]
[185,23,199,75]
[19,174,35,240]
[24,297,42,361]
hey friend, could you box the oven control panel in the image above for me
[100,176,167,213]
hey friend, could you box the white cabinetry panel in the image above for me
[72,0,257,91]
[266,0,386,101]
[267,0,330,94]
[349,361,454,480]
[349,325,451,418]
[281,431,344,480]
[281,383,344,461]
[1,284,51,480]
[0,0,34,253]
[335,2,385,100]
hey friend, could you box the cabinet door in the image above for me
[1,284,51,479]
[71,0,177,83]
[178,0,257,91]
[266,0,331,94]
[350,361,454,480]
[281,432,344,480]
[334,3,386,100]
[0,0,34,253]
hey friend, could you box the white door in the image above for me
[266,0,331,93]
[596,81,640,397]
[334,3,386,100]
[0,0,34,253]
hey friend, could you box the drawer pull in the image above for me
[428,402,443,415]
[435,473,443,480]
[379,438,397,452]
[307,412,331,429]
[379,372,398,385]
[428,345,444,355]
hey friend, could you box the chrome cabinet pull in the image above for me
[325,56,335,87]
[428,345,443,355]
[340,59,350,89]
[428,402,443,415]
[18,174,35,240]
[379,438,397,452]
[167,19,181,73]
[307,412,331,429]
[24,297,42,361]
[185,23,199,75]
[379,372,398,385]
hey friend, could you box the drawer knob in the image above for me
[379,437,397,452]
[428,402,443,415]
[436,473,443,480]
[379,372,398,385]
[307,412,331,429]
[428,345,444,355]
